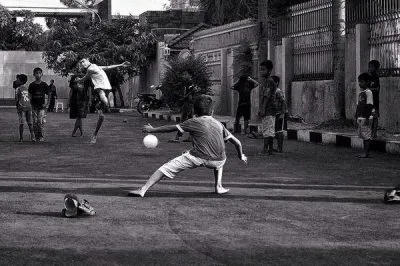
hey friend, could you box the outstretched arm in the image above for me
[247,76,260,86]
[100,61,131,71]
[143,124,179,134]
[228,135,247,163]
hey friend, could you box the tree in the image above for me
[43,15,158,86]
[0,5,44,51]
[161,55,212,110]
[198,0,258,25]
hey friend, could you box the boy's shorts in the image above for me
[18,111,32,125]
[159,151,226,179]
[94,88,110,112]
[236,104,251,120]
[261,115,276,137]
[357,118,372,140]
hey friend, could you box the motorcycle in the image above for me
[136,85,163,114]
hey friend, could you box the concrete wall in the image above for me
[291,80,341,124]
[379,77,400,132]
[0,51,70,103]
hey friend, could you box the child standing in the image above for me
[355,73,375,158]
[231,75,257,134]
[128,95,248,197]
[368,60,380,139]
[15,74,35,142]
[252,60,277,155]
[28,68,49,142]
[271,75,287,153]
[47,79,58,112]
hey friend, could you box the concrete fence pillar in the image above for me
[221,48,229,115]
[281,37,294,109]
[267,40,275,74]
[355,24,370,101]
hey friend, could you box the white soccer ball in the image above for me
[143,134,158,148]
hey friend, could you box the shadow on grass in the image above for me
[15,211,63,218]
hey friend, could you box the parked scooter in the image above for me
[136,85,163,114]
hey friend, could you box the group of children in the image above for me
[232,60,287,155]
[14,67,50,142]
[14,59,131,143]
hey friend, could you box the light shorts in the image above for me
[159,151,226,179]
[357,117,372,140]
[18,111,32,125]
[261,115,276,137]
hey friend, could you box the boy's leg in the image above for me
[32,109,39,140]
[26,111,35,141]
[128,170,165,197]
[360,139,371,158]
[38,109,46,141]
[214,167,229,194]
[78,118,83,135]
[19,125,23,142]
[244,119,249,134]
[234,107,241,133]
[18,112,23,141]
[277,132,284,152]
[72,118,79,136]
[91,111,104,143]
[371,117,378,139]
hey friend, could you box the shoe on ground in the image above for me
[38,137,45,142]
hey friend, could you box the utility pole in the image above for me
[332,0,346,118]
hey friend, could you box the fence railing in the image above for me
[270,0,400,78]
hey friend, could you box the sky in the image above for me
[0,0,169,15]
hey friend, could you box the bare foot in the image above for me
[215,186,230,194]
[127,189,145,197]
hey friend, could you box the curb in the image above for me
[144,111,400,155]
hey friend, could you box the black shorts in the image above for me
[236,104,251,120]
[93,89,110,112]
[275,114,287,132]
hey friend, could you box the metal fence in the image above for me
[269,0,334,80]
[269,0,400,79]
[347,0,400,76]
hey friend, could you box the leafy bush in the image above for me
[161,55,212,110]
[233,39,253,79]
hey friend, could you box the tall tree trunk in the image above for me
[332,0,346,118]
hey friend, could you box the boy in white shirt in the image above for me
[76,59,131,143]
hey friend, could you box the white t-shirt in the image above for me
[86,64,112,90]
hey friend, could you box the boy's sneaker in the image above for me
[90,135,97,144]
[38,137,45,142]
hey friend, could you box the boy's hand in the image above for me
[122,61,131,68]
[143,124,154,133]
[240,154,248,164]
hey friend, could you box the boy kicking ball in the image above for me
[128,95,247,197]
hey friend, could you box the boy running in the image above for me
[75,59,131,144]
[355,73,375,158]
[28,68,49,142]
[128,95,248,197]
[16,74,35,142]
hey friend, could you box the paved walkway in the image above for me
[0,109,399,265]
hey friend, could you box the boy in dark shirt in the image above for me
[368,60,380,139]
[128,95,247,197]
[355,73,375,158]
[231,75,257,134]
[15,74,35,142]
[28,67,49,142]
